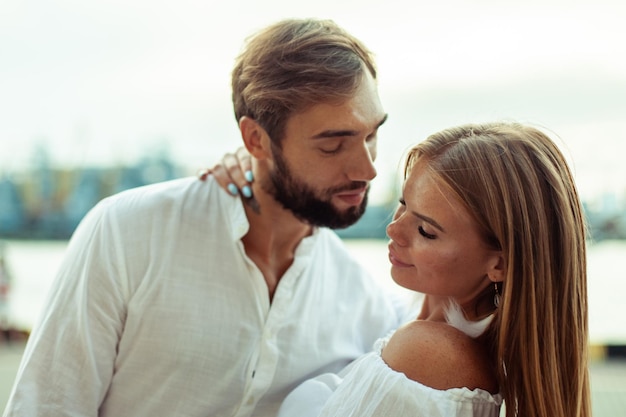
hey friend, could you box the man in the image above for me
[4,19,403,417]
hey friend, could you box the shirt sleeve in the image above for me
[4,198,129,416]
[276,373,342,417]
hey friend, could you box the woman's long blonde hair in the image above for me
[405,122,591,417]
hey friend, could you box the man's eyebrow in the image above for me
[311,113,388,139]
[413,211,445,233]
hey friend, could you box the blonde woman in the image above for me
[213,122,591,417]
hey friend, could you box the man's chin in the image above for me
[324,204,367,229]
[295,206,363,229]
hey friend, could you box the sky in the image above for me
[1,0,625,204]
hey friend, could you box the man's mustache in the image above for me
[327,181,369,194]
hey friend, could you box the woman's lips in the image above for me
[388,245,412,267]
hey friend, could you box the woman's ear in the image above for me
[487,253,506,283]
[239,116,271,159]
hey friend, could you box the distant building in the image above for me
[63,168,104,232]
[0,177,25,237]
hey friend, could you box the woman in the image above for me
[208,122,591,417]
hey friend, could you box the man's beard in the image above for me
[262,147,369,229]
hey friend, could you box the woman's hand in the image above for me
[198,147,254,198]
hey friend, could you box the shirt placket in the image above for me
[234,257,301,417]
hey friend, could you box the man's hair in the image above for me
[231,18,377,145]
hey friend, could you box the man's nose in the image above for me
[346,143,377,182]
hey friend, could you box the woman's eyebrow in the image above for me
[413,211,445,232]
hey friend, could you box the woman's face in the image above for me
[386,160,501,306]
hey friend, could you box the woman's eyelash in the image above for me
[398,198,435,239]
[418,226,436,240]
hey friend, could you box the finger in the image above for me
[223,153,254,198]
[210,164,239,196]
[235,147,254,183]
[222,153,249,192]
[196,168,211,181]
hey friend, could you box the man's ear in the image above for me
[239,116,271,159]
[487,253,506,283]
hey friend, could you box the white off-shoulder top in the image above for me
[279,317,502,417]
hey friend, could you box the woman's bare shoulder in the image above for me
[381,320,498,393]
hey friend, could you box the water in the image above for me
[585,241,626,344]
[1,240,68,331]
[0,238,625,345]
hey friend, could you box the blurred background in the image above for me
[1,0,626,414]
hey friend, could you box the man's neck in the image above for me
[241,186,313,300]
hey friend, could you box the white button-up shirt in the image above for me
[4,177,403,417]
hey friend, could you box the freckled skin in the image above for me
[387,161,500,307]
[383,160,503,393]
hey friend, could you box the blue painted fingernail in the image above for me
[242,185,252,198]
[245,170,254,182]
[227,183,238,196]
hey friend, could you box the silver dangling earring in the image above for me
[494,282,501,308]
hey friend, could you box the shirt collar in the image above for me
[228,197,321,258]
